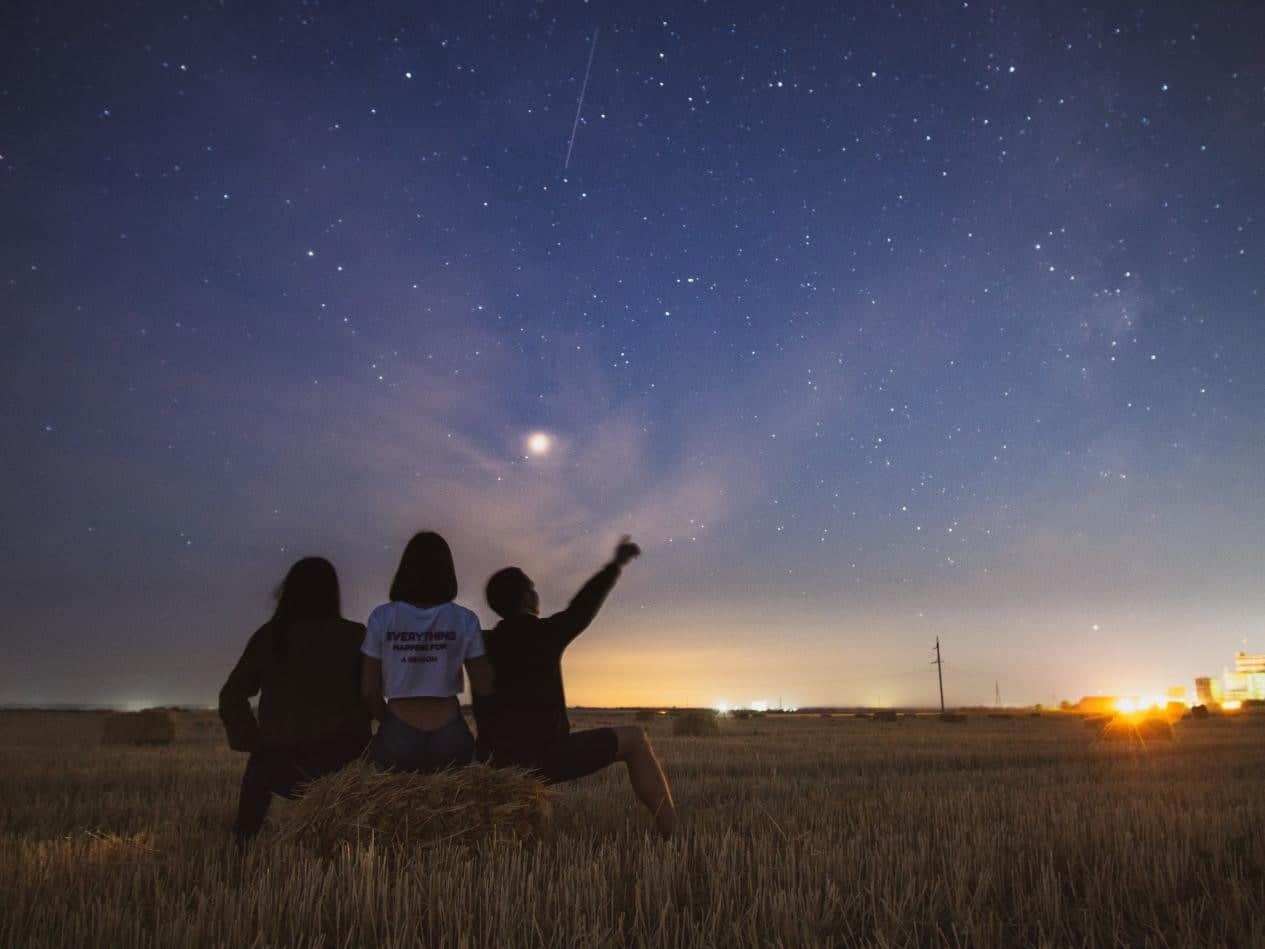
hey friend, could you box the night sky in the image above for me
[3,2,1263,710]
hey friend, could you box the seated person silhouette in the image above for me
[474,537,677,837]
[220,557,369,842]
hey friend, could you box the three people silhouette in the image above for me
[221,533,676,841]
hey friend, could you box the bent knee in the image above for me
[613,725,649,757]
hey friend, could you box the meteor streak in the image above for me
[563,28,599,171]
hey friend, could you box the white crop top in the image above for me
[361,601,485,699]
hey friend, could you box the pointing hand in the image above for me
[613,535,641,567]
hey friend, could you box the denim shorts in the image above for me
[371,709,475,774]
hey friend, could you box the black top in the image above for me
[219,617,370,750]
[474,563,620,765]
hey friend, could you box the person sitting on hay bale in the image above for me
[359,532,494,773]
[219,557,371,843]
[475,537,677,838]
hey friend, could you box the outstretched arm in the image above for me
[218,624,274,752]
[548,537,641,648]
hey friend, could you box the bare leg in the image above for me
[612,725,677,838]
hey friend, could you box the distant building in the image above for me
[1234,653,1265,675]
[1194,677,1217,705]
[1223,653,1265,702]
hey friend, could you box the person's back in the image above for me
[363,600,480,704]
[476,611,574,764]
[252,617,369,744]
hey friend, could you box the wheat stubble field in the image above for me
[2,709,1263,948]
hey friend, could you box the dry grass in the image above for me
[2,708,1265,947]
[275,759,552,853]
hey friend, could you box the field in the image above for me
[2,709,1263,947]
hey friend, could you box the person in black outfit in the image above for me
[474,537,677,837]
[219,557,369,842]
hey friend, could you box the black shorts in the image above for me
[535,727,620,784]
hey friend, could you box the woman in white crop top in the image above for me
[360,532,494,772]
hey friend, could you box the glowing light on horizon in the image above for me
[1114,694,1188,717]
[1221,700,1242,711]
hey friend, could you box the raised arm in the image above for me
[547,536,641,648]
[218,623,275,752]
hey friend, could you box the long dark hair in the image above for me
[272,557,342,624]
[389,531,459,607]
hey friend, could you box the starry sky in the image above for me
[3,1,1263,710]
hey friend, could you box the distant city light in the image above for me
[1221,700,1242,712]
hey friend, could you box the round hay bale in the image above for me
[1189,704,1210,719]
[101,709,175,746]
[672,711,720,737]
[1099,716,1174,742]
[275,761,552,853]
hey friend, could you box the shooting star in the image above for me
[563,28,599,171]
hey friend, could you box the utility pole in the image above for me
[933,637,946,713]
[995,680,1001,708]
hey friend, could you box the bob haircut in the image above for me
[389,531,459,606]
[273,557,342,623]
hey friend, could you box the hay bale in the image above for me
[870,710,898,723]
[635,709,657,722]
[672,711,720,737]
[1099,716,1174,742]
[101,709,175,746]
[1190,704,1209,719]
[274,760,552,853]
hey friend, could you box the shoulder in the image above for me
[337,617,367,635]
[447,602,481,628]
[366,603,394,626]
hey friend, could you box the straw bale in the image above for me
[274,760,552,853]
[672,711,720,737]
[101,709,175,746]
